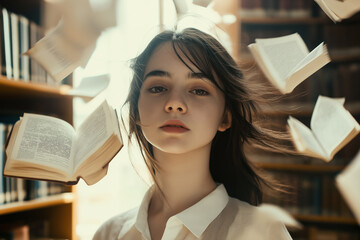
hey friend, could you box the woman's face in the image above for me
[137,42,230,155]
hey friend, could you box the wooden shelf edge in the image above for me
[0,76,72,97]
[238,16,330,24]
[259,101,360,116]
[0,192,75,215]
[255,162,345,172]
[294,213,358,225]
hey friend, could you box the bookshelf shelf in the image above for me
[256,162,345,172]
[259,101,360,116]
[330,53,360,63]
[239,17,330,24]
[294,214,358,225]
[0,76,72,98]
[0,192,75,215]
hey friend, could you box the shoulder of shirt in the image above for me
[229,197,286,224]
[226,198,292,240]
[93,207,138,240]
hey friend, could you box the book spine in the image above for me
[2,8,13,79]
[10,12,19,81]
[4,124,12,203]
[19,15,30,82]
[262,170,356,219]
[312,175,321,215]
[0,123,5,205]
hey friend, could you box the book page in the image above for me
[323,0,360,19]
[248,43,284,91]
[73,100,113,172]
[311,96,356,159]
[315,0,341,22]
[67,74,110,99]
[287,116,327,159]
[255,33,309,85]
[285,43,330,93]
[24,0,117,82]
[336,150,360,224]
[24,21,90,82]
[11,114,76,174]
[292,42,327,73]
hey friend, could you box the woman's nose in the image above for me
[164,92,187,113]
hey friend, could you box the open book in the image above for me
[25,0,117,82]
[336,150,360,224]
[287,96,360,162]
[248,33,330,94]
[315,0,360,22]
[4,100,123,185]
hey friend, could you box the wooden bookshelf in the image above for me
[294,214,358,225]
[214,0,360,239]
[0,2,77,239]
[256,162,345,173]
[259,101,360,116]
[0,191,77,240]
[0,81,77,240]
[0,76,72,98]
[0,192,75,215]
[239,17,330,24]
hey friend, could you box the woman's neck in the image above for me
[150,144,216,219]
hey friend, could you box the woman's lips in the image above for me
[160,120,189,133]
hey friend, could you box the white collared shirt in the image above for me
[93,184,293,240]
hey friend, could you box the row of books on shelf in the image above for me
[0,6,57,85]
[238,0,360,20]
[0,220,62,240]
[1,122,67,205]
[0,177,67,205]
[306,228,360,240]
[323,24,360,54]
[249,151,355,168]
[239,0,316,18]
[264,171,354,218]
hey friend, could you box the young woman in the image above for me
[93,28,294,240]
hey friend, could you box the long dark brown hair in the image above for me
[125,28,293,206]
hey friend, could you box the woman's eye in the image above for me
[148,86,167,93]
[191,89,209,96]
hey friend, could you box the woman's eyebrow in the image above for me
[188,72,215,86]
[144,70,209,82]
[188,72,207,79]
[144,70,170,80]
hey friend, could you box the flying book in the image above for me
[336,150,360,224]
[248,33,331,94]
[67,74,110,101]
[25,0,117,82]
[287,96,360,162]
[4,100,123,185]
[315,0,360,22]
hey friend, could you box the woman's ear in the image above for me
[218,109,232,132]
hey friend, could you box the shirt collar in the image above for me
[135,184,229,239]
[174,184,229,237]
[135,186,154,239]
